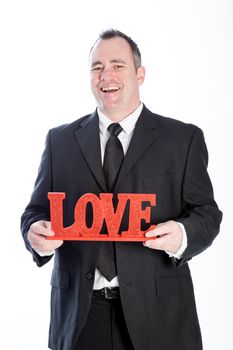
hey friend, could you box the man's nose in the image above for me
[100,67,114,81]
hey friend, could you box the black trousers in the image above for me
[75,290,134,350]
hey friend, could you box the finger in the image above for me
[28,231,47,245]
[143,235,168,250]
[145,221,175,238]
[31,221,54,237]
[145,228,157,238]
[42,240,63,251]
[31,237,63,253]
[145,225,166,238]
[43,221,51,229]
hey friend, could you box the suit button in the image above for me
[86,272,93,280]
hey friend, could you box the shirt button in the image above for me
[86,272,93,280]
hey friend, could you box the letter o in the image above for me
[75,193,104,236]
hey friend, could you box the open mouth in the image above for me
[100,87,121,93]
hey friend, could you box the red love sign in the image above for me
[47,192,156,241]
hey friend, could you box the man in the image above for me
[21,29,222,350]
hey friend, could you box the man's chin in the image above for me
[99,101,121,114]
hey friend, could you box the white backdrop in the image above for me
[0,0,232,349]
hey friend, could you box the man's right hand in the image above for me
[28,220,63,254]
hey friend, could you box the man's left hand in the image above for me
[143,220,183,254]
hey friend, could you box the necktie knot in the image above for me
[108,123,123,137]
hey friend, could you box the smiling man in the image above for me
[21,29,222,350]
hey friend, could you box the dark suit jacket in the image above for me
[21,105,222,350]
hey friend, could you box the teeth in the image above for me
[101,87,120,92]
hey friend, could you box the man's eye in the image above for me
[91,66,103,72]
[115,65,124,69]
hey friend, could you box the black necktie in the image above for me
[103,123,124,192]
[97,123,124,281]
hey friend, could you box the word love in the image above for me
[47,192,156,241]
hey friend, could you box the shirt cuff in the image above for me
[33,248,55,257]
[166,222,187,260]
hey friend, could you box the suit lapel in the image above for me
[74,111,107,192]
[116,106,159,188]
[74,106,158,193]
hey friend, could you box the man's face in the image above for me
[90,37,145,120]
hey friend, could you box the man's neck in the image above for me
[99,103,142,122]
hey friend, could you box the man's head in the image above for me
[89,29,145,121]
[90,29,142,70]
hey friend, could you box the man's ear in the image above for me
[137,66,145,86]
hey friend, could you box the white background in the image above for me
[0,0,232,349]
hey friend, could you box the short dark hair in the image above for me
[90,29,142,69]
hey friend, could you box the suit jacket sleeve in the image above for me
[177,127,222,265]
[21,131,54,267]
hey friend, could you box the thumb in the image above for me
[34,221,55,236]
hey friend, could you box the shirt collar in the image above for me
[98,103,143,136]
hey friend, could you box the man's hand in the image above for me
[143,220,183,254]
[28,220,63,254]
